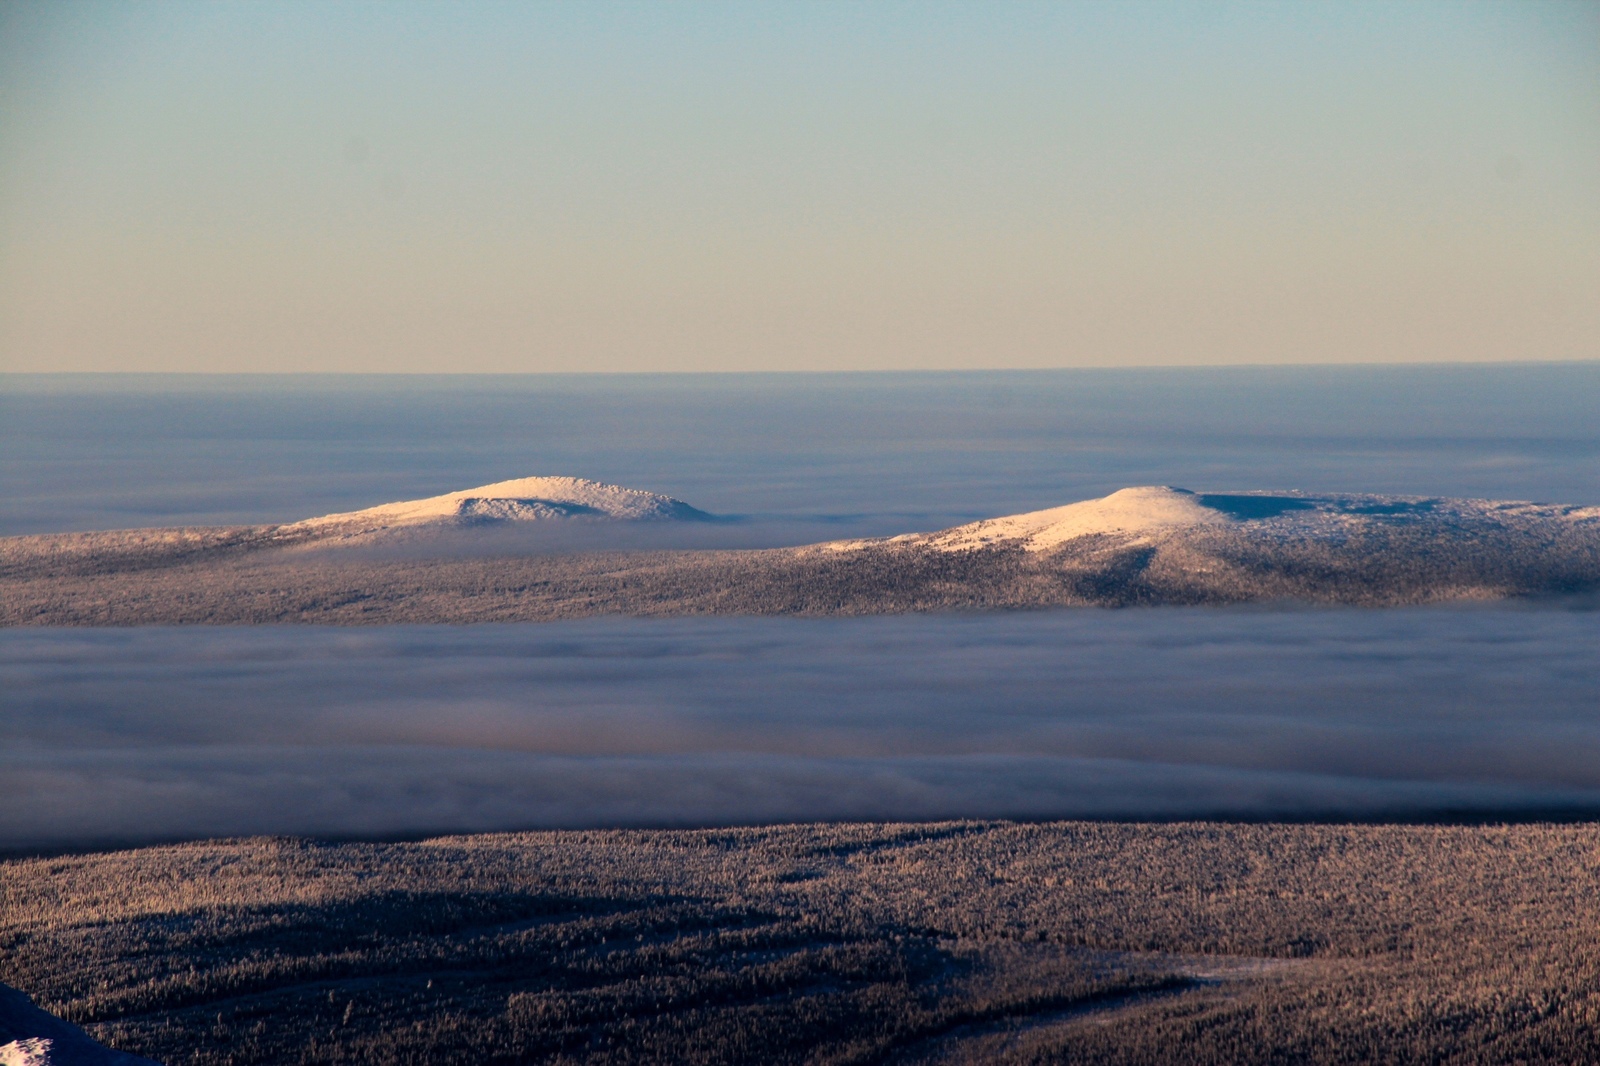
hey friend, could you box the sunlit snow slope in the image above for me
[829,486,1600,554]
[292,477,710,532]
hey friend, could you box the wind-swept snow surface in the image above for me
[294,476,710,532]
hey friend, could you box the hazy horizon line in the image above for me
[5,358,1600,381]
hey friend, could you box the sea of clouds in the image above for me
[5,607,1598,849]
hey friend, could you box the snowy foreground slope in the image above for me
[2,484,1597,624]
[1,983,159,1066]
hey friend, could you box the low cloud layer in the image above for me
[5,606,1598,849]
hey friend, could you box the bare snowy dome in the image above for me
[831,486,1600,554]
[293,477,709,532]
[922,487,1230,551]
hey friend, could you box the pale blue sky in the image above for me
[1,1,1595,372]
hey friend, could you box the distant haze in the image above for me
[3,366,1597,535]
[1,1,1596,373]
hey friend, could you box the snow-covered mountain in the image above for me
[783,485,1600,609]
[829,486,1600,554]
[291,477,711,533]
[5,484,1599,623]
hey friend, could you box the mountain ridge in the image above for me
[3,482,1597,624]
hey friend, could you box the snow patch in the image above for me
[0,1039,53,1066]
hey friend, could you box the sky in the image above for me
[1,1,1596,373]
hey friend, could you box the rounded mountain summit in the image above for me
[292,477,712,533]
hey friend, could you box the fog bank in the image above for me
[5,607,1598,849]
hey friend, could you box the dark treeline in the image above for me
[4,821,1600,1064]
